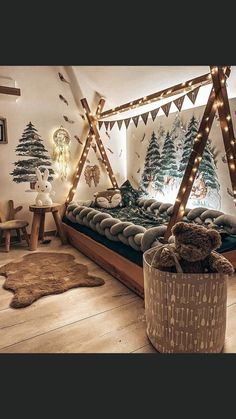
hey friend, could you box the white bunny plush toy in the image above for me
[35,168,54,206]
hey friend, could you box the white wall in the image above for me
[0,66,126,231]
[127,98,236,214]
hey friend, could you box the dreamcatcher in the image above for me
[52,126,71,181]
[84,164,100,187]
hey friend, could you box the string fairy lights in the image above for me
[164,65,236,240]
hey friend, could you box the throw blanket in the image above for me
[66,198,236,253]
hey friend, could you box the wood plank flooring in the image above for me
[0,238,236,353]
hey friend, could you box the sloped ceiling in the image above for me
[72,66,236,118]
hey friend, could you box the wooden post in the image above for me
[52,209,67,244]
[29,213,41,251]
[81,98,118,189]
[39,213,45,240]
[66,98,106,203]
[5,230,11,252]
[100,72,212,119]
[211,66,236,205]
[164,87,217,240]
[66,97,118,204]
[164,65,235,240]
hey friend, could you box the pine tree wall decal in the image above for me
[178,115,199,179]
[140,131,163,194]
[10,122,54,186]
[198,141,220,190]
[160,131,178,180]
[169,113,186,163]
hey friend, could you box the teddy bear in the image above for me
[151,221,235,275]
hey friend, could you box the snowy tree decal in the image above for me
[160,131,178,187]
[140,131,163,195]
[191,140,220,201]
[11,122,54,186]
[170,113,186,164]
[178,115,199,179]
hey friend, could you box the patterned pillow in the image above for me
[119,180,142,206]
[94,189,122,209]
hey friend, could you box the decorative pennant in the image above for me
[117,120,123,130]
[141,112,149,125]
[124,118,131,129]
[187,86,200,104]
[104,121,110,130]
[151,108,159,121]
[98,121,103,129]
[132,115,139,127]
[161,101,172,117]
[173,95,185,112]
[109,121,116,130]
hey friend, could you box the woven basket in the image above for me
[143,247,228,353]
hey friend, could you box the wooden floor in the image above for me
[0,237,236,353]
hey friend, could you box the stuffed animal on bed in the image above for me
[94,189,122,209]
[151,221,234,275]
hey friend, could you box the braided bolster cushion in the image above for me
[66,199,236,253]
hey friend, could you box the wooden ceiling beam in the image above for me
[0,86,21,96]
[100,72,212,119]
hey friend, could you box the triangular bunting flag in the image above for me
[117,120,123,130]
[173,95,185,112]
[132,115,139,127]
[104,121,110,130]
[109,121,116,130]
[151,108,159,121]
[161,101,172,117]
[98,121,103,129]
[187,86,200,104]
[141,112,149,125]
[124,118,131,129]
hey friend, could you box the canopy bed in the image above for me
[62,66,236,297]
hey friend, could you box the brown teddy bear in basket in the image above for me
[152,222,235,275]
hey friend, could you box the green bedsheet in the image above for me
[97,206,169,229]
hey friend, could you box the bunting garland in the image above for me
[97,84,201,131]
[161,101,171,117]
[109,121,116,130]
[117,120,123,130]
[187,86,200,104]
[124,118,131,128]
[174,95,185,111]
[151,108,159,121]
[141,112,149,125]
[104,121,110,130]
[132,115,139,127]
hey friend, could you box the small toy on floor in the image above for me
[151,221,234,275]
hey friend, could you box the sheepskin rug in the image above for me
[0,252,105,308]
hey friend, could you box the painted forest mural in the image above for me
[139,114,221,209]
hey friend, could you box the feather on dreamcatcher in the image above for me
[84,165,100,187]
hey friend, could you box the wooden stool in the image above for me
[29,203,67,251]
[0,200,30,252]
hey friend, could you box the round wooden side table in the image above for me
[29,203,67,251]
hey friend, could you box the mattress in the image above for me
[63,206,236,267]
[63,216,143,266]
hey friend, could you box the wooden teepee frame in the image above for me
[67,66,236,240]
[164,65,236,240]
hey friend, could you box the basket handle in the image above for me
[151,244,183,274]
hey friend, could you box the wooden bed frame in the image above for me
[63,222,236,298]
